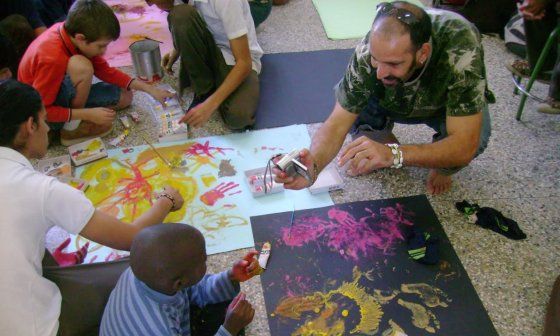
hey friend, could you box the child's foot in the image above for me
[426,169,452,195]
[538,98,560,114]
[60,121,113,146]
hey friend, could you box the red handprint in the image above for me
[200,182,241,206]
[52,238,89,267]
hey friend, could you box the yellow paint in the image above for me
[341,309,348,317]
[381,319,407,336]
[401,283,450,308]
[201,174,217,187]
[397,299,440,333]
[274,266,383,335]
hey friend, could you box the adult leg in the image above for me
[538,15,560,114]
[43,258,130,336]
[350,95,398,143]
[425,105,491,195]
[524,1,557,73]
[167,4,227,95]
[219,70,260,130]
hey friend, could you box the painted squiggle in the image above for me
[397,298,440,333]
[281,204,414,260]
[401,283,450,308]
[274,267,383,335]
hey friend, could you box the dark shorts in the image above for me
[50,75,121,129]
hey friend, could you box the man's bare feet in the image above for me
[426,169,452,195]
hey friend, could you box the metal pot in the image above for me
[129,39,164,82]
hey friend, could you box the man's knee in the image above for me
[115,89,133,110]
[67,55,94,81]
[168,4,199,29]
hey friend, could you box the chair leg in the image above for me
[516,25,560,121]
[513,75,521,95]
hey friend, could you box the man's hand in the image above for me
[338,136,393,176]
[159,186,184,212]
[161,49,179,75]
[224,293,255,336]
[274,149,317,190]
[52,238,89,267]
[86,107,115,125]
[518,0,547,20]
[229,251,259,282]
[180,99,217,128]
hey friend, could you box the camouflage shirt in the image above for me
[335,9,495,120]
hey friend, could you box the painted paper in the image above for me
[46,125,333,263]
[103,0,174,67]
[251,196,498,336]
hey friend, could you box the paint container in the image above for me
[244,167,284,197]
[129,39,164,82]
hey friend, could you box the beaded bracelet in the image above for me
[386,143,403,169]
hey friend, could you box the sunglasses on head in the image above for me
[375,2,419,26]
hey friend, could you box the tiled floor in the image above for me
[43,1,559,335]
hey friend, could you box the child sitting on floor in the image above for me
[18,0,173,146]
[101,223,259,336]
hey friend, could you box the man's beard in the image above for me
[381,57,422,88]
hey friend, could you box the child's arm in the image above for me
[91,56,174,105]
[188,272,240,308]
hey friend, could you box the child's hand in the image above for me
[86,107,115,125]
[224,293,254,335]
[229,250,259,282]
[148,87,175,106]
[161,49,179,75]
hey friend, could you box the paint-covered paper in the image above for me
[47,125,333,263]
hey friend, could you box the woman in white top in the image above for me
[0,79,185,336]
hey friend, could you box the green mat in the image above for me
[312,0,425,40]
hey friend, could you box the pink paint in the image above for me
[283,274,313,297]
[129,5,146,15]
[200,182,240,206]
[185,141,233,159]
[281,204,414,260]
[103,0,173,67]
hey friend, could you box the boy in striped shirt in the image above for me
[101,224,259,336]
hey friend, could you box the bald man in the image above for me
[100,224,258,336]
[276,1,494,195]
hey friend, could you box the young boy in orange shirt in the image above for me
[18,0,173,146]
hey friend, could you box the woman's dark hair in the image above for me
[0,80,43,147]
[64,0,120,42]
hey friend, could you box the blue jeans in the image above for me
[50,75,121,130]
[351,95,492,175]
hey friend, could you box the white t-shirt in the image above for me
[192,0,264,74]
[0,147,95,336]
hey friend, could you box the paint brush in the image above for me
[288,203,295,238]
[139,132,173,168]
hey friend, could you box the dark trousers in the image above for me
[168,4,260,130]
[0,14,35,71]
[42,253,130,336]
[352,95,491,176]
[524,2,560,100]
[33,0,74,27]
[249,0,272,27]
